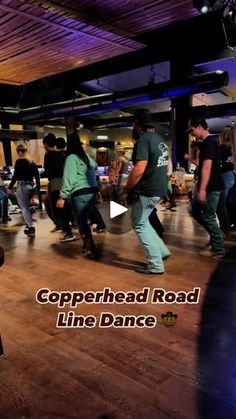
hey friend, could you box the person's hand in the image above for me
[183,153,190,161]
[197,190,206,204]
[56,198,65,208]
[30,193,39,206]
[119,192,127,205]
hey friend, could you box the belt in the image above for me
[18,180,33,184]
[72,187,97,197]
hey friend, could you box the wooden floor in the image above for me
[1,201,236,419]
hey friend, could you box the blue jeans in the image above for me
[131,195,170,273]
[71,193,96,237]
[190,191,224,253]
[217,171,235,234]
[0,186,8,219]
[16,181,34,227]
[87,202,106,230]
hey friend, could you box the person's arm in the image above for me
[123,161,147,194]
[184,149,200,166]
[43,153,54,179]
[119,133,149,202]
[198,159,212,203]
[32,163,40,194]
[7,161,19,190]
[119,160,147,204]
[117,158,122,174]
[57,156,77,208]
[194,149,200,166]
[108,168,115,183]
[60,156,78,198]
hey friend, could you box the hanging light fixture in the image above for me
[193,0,210,14]
[193,0,236,17]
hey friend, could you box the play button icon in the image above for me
[95,201,131,234]
[110,201,128,219]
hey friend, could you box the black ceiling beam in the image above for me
[205,101,236,118]
[0,111,21,124]
[84,101,236,130]
[83,112,170,130]
[18,12,236,109]
[0,84,21,107]
[20,71,229,123]
[0,129,38,140]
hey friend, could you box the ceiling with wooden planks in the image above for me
[0,0,235,132]
[0,0,198,85]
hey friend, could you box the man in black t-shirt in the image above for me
[43,134,75,241]
[187,117,224,258]
[120,110,170,274]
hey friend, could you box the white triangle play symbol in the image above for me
[110,201,128,219]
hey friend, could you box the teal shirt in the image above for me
[60,154,97,199]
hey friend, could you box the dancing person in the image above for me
[120,110,170,274]
[7,144,40,237]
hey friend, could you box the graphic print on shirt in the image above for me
[157,143,169,167]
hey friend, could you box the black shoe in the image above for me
[135,267,164,275]
[2,217,11,223]
[24,227,35,237]
[86,251,98,259]
[28,227,35,237]
[60,234,76,242]
[93,227,106,233]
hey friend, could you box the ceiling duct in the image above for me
[20,71,229,123]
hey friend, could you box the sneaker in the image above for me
[86,250,98,259]
[60,234,76,242]
[50,226,62,233]
[93,228,106,233]
[2,217,11,223]
[24,226,35,237]
[28,227,35,237]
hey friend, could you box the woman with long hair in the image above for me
[57,133,101,258]
[7,143,40,236]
